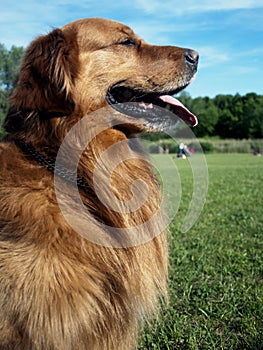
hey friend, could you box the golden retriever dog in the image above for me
[0,18,198,349]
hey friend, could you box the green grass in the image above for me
[139,154,263,350]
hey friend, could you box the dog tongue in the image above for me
[158,95,198,127]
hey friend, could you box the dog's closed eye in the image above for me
[118,38,137,47]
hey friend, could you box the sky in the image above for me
[0,0,262,98]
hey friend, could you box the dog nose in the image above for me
[185,49,199,67]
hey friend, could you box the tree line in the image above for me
[0,43,262,139]
[179,91,263,139]
[0,43,24,134]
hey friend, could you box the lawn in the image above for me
[139,154,263,350]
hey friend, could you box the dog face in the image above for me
[64,19,198,119]
[6,18,198,138]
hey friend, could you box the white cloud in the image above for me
[231,66,258,74]
[0,0,83,48]
[134,0,263,15]
[126,20,199,45]
[198,46,230,68]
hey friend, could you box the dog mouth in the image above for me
[106,85,198,131]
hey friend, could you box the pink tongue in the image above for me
[158,95,198,127]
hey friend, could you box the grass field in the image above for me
[139,154,263,350]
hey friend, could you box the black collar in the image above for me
[15,140,91,191]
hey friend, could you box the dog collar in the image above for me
[15,140,91,191]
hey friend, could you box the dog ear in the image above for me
[9,28,79,115]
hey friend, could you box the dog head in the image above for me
[5,18,198,139]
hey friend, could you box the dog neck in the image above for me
[15,140,92,192]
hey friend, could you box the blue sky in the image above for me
[0,0,262,98]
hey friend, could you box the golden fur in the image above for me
[0,18,197,349]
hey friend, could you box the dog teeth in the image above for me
[139,102,153,109]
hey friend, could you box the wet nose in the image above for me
[185,49,199,67]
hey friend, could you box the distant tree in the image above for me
[179,92,263,139]
[191,96,219,137]
[0,44,24,91]
[178,91,192,108]
[243,93,263,138]
[0,44,24,134]
[214,94,238,138]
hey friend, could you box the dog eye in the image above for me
[119,38,137,47]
